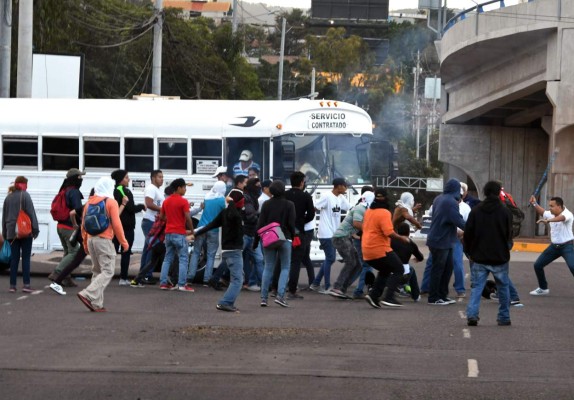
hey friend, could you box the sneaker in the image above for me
[274,297,290,308]
[260,299,268,307]
[529,287,549,296]
[159,283,175,290]
[50,282,67,296]
[511,300,523,307]
[381,298,403,307]
[414,295,422,302]
[77,293,96,312]
[428,299,450,305]
[270,290,277,298]
[178,285,195,292]
[327,288,348,299]
[142,276,158,285]
[208,279,223,291]
[93,307,107,313]
[61,277,78,288]
[216,304,239,312]
[467,317,479,326]
[9,287,16,293]
[22,286,36,294]
[352,293,365,300]
[397,288,410,298]
[442,298,457,304]
[365,294,381,309]
[497,319,511,326]
[490,293,499,300]
[247,284,261,292]
[130,279,144,288]
[119,279,131,286]
[456,292,466,298]
[287,292,304,300]
[309,284,321,292]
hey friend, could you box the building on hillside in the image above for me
[162,0,231,24]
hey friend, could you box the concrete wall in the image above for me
[439,125,547,237]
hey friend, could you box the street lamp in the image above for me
[278,17,286,100]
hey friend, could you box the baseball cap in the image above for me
[211,166,229,178]
[332,177,347,187]
[67,168,86,179]
[239,150,252,162]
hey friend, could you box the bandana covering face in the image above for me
[15,183,27,191]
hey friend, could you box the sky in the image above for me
[244,0,524,11]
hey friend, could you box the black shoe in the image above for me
[467,317,479,326]
[216,304,238,312]
[142,276,158,285]
[274,297,290,308]
[497,319,511,326]
[381,298,403,307]
[287,292,304,300]
[365,294,381,309]
[208,279,223,291]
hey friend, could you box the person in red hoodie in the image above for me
[77,177,129,312]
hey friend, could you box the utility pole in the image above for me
[277,17,286,100]
[0,0,12,97]
[152,0,163,96]
[427,75,438,166]
[413,50,421,158]
[310,67,316,100]
[232,0,238,34]
[16,0,33,98]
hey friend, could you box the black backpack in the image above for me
[502,196,525,238]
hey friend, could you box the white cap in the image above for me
[239,149,252,162]
[211,166,228,178]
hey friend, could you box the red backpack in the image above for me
[50,188,71,222]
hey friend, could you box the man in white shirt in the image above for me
[138,170,164,283]
[529,195,574,296]
[258,179,272,209]
[310,178,350,292]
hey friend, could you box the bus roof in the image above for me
[0,98,373,138]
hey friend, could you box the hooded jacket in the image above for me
[463,196,513,265]
[426,179,466,249]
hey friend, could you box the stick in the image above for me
[529,147,559,206]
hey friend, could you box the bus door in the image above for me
[225,138,270,180]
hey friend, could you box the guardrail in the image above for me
[373,176,444,192]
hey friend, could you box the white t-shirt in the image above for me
[315,191,350,239]
[456,201,471,235]
[543,208,574,244]
[143,184,165,221]
[258,192,270,210]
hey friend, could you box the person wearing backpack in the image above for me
[2,176,39,293]
[77,177,129,312]
[111,169,146,286]
[48,168,86,288]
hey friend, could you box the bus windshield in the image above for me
[273,134,371,185]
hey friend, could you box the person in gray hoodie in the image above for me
[426,178,466,305]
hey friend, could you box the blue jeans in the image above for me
[139,218,154,275]
[533,242,574,290]
[313,238,336,290]
[242,235,264,286]
[453,240,465,294]
[261,241,292,299]
[467,262,510,322]
[352,238,373,296]
[219,250,243,306]
[188,230,219,283]
[160,233,189,287]
[420,254,432,292]
[9,237,33,287]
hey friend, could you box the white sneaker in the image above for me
[49,282,66,296]
[119,279,130,286]
[247,285,261,292]
[529,287,549,296]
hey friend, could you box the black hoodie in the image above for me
[463,196,513,265]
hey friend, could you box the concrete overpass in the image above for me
[437,0,574,237]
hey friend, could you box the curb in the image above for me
[512,241,547,253]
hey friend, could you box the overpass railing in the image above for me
[442,0,535,34]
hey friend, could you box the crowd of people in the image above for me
[3,164,574,321]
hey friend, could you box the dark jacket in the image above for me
[114,186,145,230]
[58,187,84,229]
[195,202,244,250]
[391,238,424,264]
[243,192,259,237]
[2,190,40,240]
[256,197,296,242]
[463,196,513,265]
[285,188,315,234]
[426,179,466,249]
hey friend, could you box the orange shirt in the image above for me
[82,195,128,251]
[361,208,395,261]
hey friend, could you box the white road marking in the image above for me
[16,296,27,301]
[462,328,471,339]
[31,290,42,295]
[2,302,11,306]
[468,359,479,377]
[459,310,466,319]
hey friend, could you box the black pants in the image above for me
[366,251,403,301]
[113,228,135,280]
[54,245,87,284]
[286,230,314,293]
[135,243,166,283]
[428,247,453,303]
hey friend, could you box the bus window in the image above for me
[3,137,38,168]
[192,139,222,175]
[43,137,79,171]
[159,139,187,171]
[226,138,269,179]
[125,138,153,172]
[84,138,120,169]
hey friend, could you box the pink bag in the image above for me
[257,222,287,249]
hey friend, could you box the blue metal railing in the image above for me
[442,0,535,34]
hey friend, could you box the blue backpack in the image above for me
[83,199,110,235]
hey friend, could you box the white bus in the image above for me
[0,98,374,256]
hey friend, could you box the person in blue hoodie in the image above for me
[426,178,466,305]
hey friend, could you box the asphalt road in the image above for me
[1,251,573,399]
